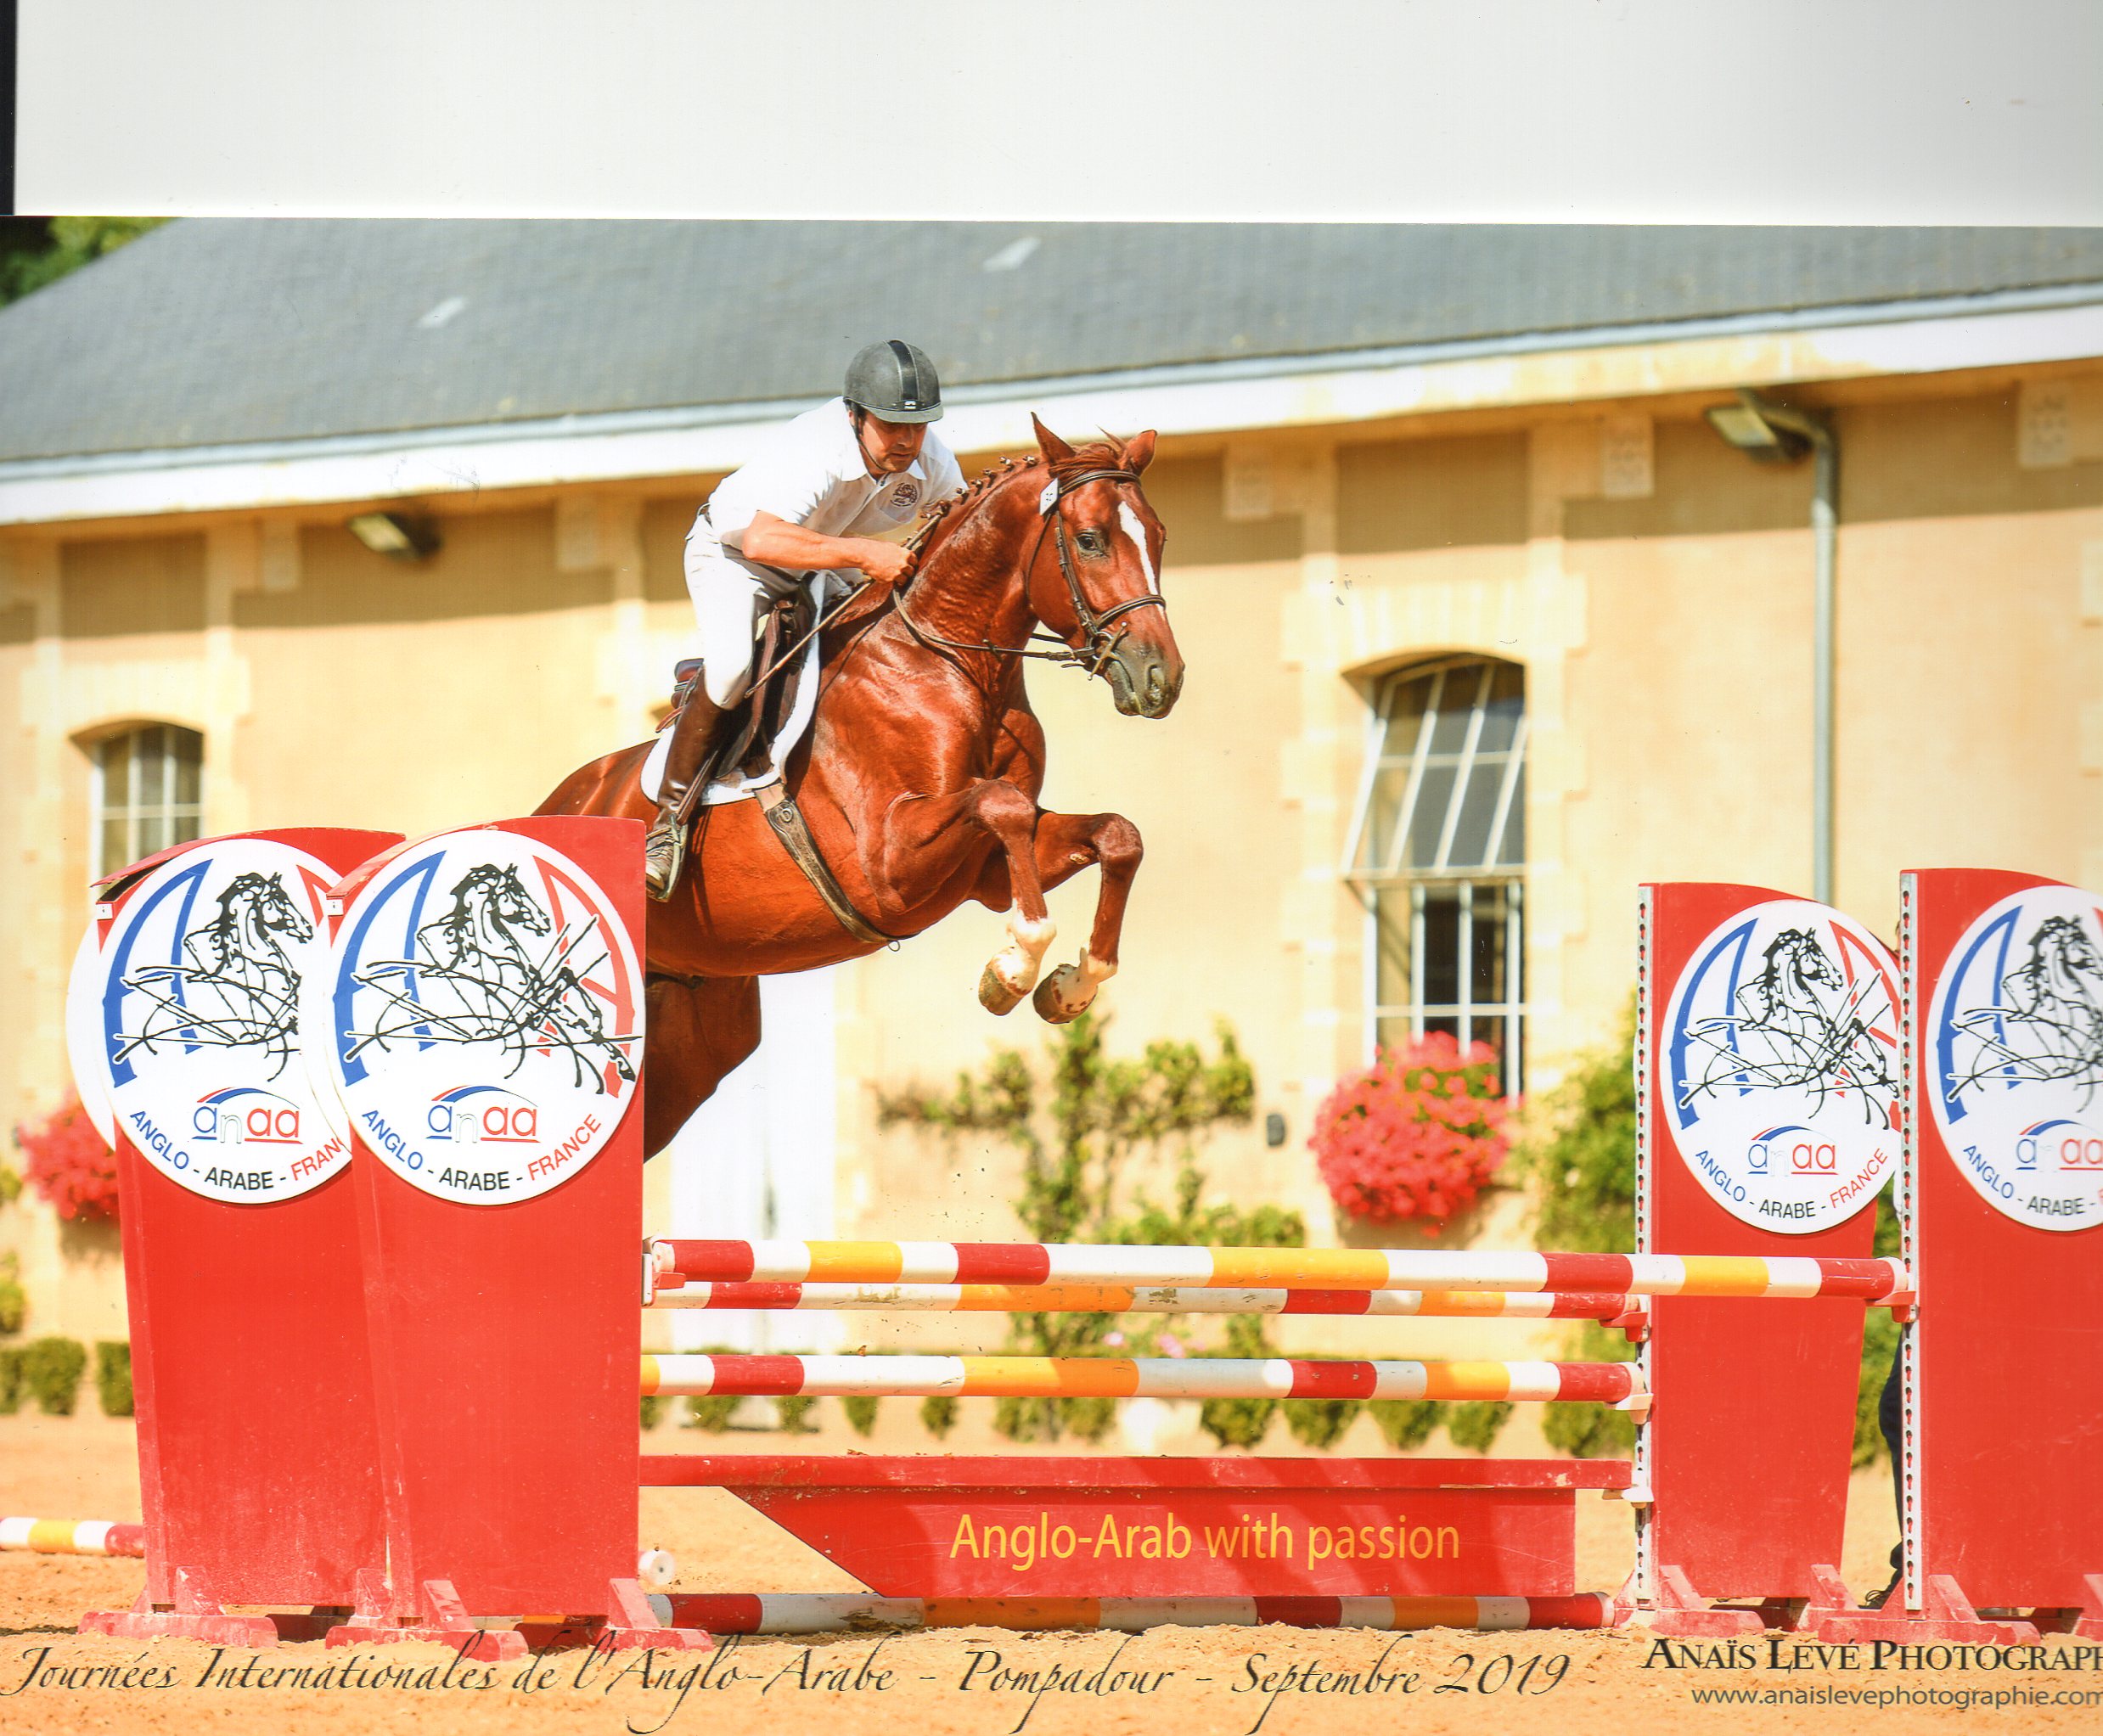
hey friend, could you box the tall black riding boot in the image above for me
[644,690,729,902]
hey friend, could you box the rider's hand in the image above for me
[854,540,916,587]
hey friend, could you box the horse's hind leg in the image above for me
[643,974,760,1156]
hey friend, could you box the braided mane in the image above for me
[911,436,1133,564]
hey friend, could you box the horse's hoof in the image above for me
[978,964,1026,1016]
[1032,966,1092,1025]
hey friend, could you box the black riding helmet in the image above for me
[844,340,943,424]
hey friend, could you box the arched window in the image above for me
[1343,658,1527,1093]
[92,724,203,877]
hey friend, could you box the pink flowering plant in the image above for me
[1309,1033,1511,1231]
[14,1094,121,1224]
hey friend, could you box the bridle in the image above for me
[895,465,1170,678]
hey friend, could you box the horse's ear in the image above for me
[1122,430,1156,474]
[1031,413,1075,464]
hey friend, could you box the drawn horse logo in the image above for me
[347,862,637,1092]
[1679,926,1898,1125]
[114,871,312,1079]
[1948,913,2103,1104]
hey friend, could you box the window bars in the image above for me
[1343,659,1527,1093]
[93,724,204,878]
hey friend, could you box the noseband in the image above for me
[897,466,1170,677]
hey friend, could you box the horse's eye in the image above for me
[1077,531,1107,557]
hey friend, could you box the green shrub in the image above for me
[0,1345,21,1413]
[1855,1306,1901,1469]
[1870,1189,1901,1259]
[1445,1399,1512,1453]
[1510,1006,1636,1256]
[683,1394,739,1432]
[1509,1008,1672,1464]
[991,1392,1120,1446]
[675,1346,743,1431]
[919,1395,958,1440]
[0,1165,23,1208]
[1059,1396,1117,1443]
[1369,1397,1446,1451]
[843,1394,880,1437]
[1541,1400,1634,1458]
[882,1015,1275,1444]
[991,1395,1059,1444]
[1283,1398,1362,1450]
[93,1341,132,1418]
[1539,1320,1638,1458]
[1542,1397,1631,1458]
[775,1395,818,1434]
[1198,1314,1279,1449]
[1200,1394,1275,1450]
[992,1387,1127,1437]
[639,1395,666,1430]
[2,218,168,309]
[0,1252,25,1335]
[1849,1194,1906,1460]
[21,1336,87,1416]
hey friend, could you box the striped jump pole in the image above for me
[649,1278,1639,1322]
[651,1239,1906,1301]
[2,1519,147,1559]
[639,1353,1646,1408]
[655,1592,1617,1636]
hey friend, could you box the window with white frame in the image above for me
[93,724,204,877]
[1343,658,1527,1093]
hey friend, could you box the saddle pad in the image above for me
[640,623,824,808]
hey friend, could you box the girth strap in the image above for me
[753,784,901,947]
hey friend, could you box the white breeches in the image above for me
[683,537,779,711]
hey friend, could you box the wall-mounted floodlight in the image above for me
[347,512,440,561]
[1707,388,1839,904]
[1705,390,1814,463]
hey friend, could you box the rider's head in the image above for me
[845,340,942,476]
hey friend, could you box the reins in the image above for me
[894,463,1168,679]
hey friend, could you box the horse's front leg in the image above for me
[879,780,1055,1015]
[970,808,1143,1025]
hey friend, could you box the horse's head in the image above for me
[1764,929,1838,1001]
[454,864,550,938]
[2030,916,2103,997]
[1025,417,1184,719]
[225,872,313,944]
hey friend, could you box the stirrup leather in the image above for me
[643,807,688,902]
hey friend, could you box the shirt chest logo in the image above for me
[886,478,922,512]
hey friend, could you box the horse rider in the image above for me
[645,340,966,900]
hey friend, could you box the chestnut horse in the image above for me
[538,418,1184,1153]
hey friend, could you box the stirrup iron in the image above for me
[643,808,688,902]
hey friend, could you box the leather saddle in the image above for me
[664,587,816,789]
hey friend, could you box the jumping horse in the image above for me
[539,417,1184,1153]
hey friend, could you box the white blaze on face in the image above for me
[1116,502,1159,596]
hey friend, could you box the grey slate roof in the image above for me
[3,222,2102,464]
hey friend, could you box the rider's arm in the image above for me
[742,512,912,585]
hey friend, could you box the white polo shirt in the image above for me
[702,397,964,556]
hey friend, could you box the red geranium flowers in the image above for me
[1309,1034,1510,1232]
[14,1095,120,1223]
